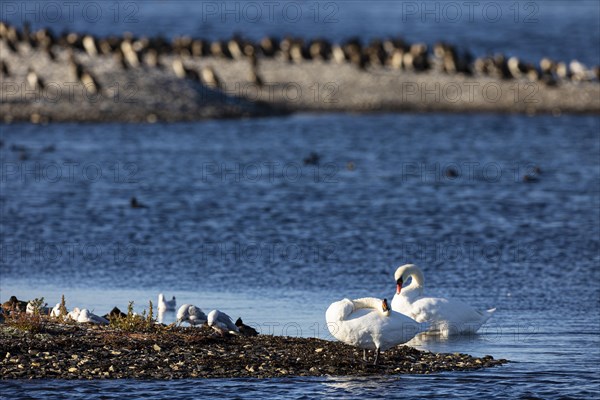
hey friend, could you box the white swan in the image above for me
[158,293,176,313]
[176,304,207,326]
[325,297,426,364]
[392,264,496,336]
[207,310,240,335]
[76,309,109,325]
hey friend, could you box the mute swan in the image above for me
[392,264,496,336]
[158,293,177,313]
[325,297,426,364]
[176,304,207,326]
[207,310,240,335]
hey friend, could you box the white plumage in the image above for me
[176,304,207,326]
[76,309,109,325]
[326,297,426,364]
[158,293,177,313]
[207,310,240,335]
[391,264,496,336]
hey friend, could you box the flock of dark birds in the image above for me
[1,21,600,94]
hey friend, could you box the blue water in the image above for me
[1,1,600,399]
[1,114,599,399]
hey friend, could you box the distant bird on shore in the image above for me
[1,296,28,312]
[77,309,109,325]
[80,70,101,95]
[82,34,98,57]
[120,36,140,68]
[50,303,67,318]
[207,310,240,335]
[235,318,259,336]
[27,68,45,90]
[26,301,50,315]
[102,307,127,320]
[172,58,203,82]
[67,307,81,321]
[158,293,177,313]
[200,66,221,89]
[177,304,207,326]
[326,297,425,365]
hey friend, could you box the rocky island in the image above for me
[1,22,598,123]
[0,320,507,380]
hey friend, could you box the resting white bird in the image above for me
[207,310,240,335]
[158,293,177,313]
[176,304,207,326]
[76,309,109,325]
[67,307,81,321]
[26,302,50,315]
[50,303,66,318]
[326,297,426,364]
[392,264,496,336]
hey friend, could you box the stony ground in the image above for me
[1,41,598,123]
[0,322,507,380]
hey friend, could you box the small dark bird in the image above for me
[130,197,148,208]
[523,174,540,183]
[445,167,459,178]
[102,307,127,320]
[303,152,320,166]
[2,296,28,312]
[235,318,259,336]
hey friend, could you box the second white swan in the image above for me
[391,264,496,336]
[326,297,426,364]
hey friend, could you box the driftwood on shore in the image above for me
[0,322,507,380]
[1,28,599,123]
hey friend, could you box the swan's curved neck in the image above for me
[405,267,424,293]
[352,298,384,313]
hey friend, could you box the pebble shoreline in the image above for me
[0,322,508,380]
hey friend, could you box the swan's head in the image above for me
[158,293,164,302]
[382,299,391,317]
[394,264,420,294]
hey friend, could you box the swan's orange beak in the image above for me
[396,278,403,294]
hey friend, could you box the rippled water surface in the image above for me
[1,113,599,399]
[1,1,600,398]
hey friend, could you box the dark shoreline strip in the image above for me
[0,323,508,380]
